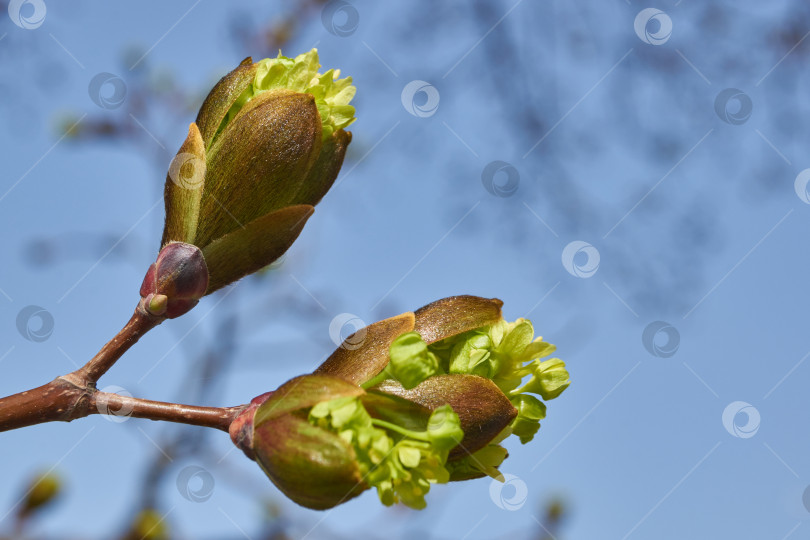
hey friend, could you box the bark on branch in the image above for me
[77,302,164,384]
[0,376,92,431]
[0,301,243,433]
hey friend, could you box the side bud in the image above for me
[139,242,209,318]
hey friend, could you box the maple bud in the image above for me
[138,242,208,318]
[148,49,355,311]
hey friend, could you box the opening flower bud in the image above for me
[314,296,571,482]
[139,242,208,319]
[231,298,570,510]
[156,49,355,298]
[230,375,469,510]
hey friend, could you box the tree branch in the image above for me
[90,392,244,431]
[0,376,92,431]
[76,301,164,383]
[0,379,244,432]
[0,300,247,433]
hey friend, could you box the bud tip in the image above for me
[146,294,168,316]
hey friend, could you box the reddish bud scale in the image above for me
[139,242,209,318]
[229,391,273,460]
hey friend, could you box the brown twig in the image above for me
[90,392,244,431]
[0,379,244,433]
[0,376,92,432]
[77,301,165,383]
[0,299,244,433]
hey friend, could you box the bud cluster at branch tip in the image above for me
[229,296,570,510]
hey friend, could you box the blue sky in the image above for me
[2,1,810,539]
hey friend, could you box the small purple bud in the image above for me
[139,242,209,318]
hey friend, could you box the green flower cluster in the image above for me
[381,318,570,447]
[218,49,356,142]
[309,397,462,509]
[149,48,356,305]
